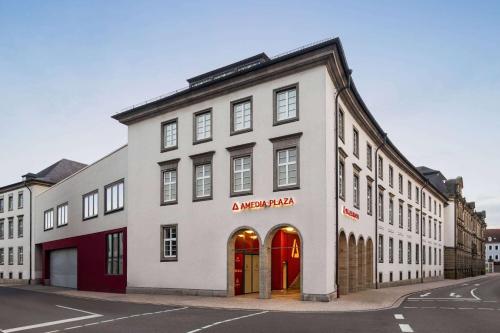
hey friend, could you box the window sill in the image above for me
[273,117,299,127]
[83,215,98,222]
[274,185,300,192]
[104,207,124,215]
[193,196,213,202]
[161,200,178,206]
[230,191,253,198]
[193,138,213,145]
[161,257,178,262]
[230,128,253,136]
[161,146,178,153]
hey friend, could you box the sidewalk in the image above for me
[7,275,492,313]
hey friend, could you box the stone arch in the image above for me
[338,230,348,295]
[263,224,303,299]
[227,226,262,297]
[348,233,357,293]
[366,238,374,288]
[357,236,365,291]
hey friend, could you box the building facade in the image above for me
[418,168,487,279]
[113,38,447,301]
[485,229,500,272]
[34,145,128,293]
[0,159,86,283]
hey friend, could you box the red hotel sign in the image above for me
[342,206,359,221]
[232,197,295,212]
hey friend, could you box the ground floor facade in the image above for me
[36,227,127,293]
[444,247,486,279]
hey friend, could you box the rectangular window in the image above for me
[105,180,125,213]
[0,248,3,265]
[434,221,437,240]
[434,248,437,265]
[353,128,359,157]
[57,203,68,227]
[423,192,426,208]
[423,245,426,264]
[378,235,384,263]
[407,181,412,200]
[408,207,412,232]
[191,151,215,201]
[416,187,420,204]
[161,118,178,151]
[278,148,298,187]
[353,173,360,208]
[106,232,123,275]
[378,191,384,221]
[339,158,345,200]
[434,200,436,214]
[439,222,442,241]
[233,156,252,194]
[439,249,442,265]
[428,196,431,212]
[18,192,23,209]
[195,164,212,198]
[8,247,13,265]
[439,204,442,217]
[398,174,403,194]
[378,156,383,179]
[83,191,99,219]
[275,85,298,124]
[338,108,345,141]
[0,219,3,240]
[8,194,13,211]
[194,109,212,143]
[367,183,373,215]
[366,143,372,170]
[17,216,23,238]
[389,198,394,225]
[44,209,54,230]
[389,166,393,187]
[162,169,178,203]
[408,242,412,264]
[389,238,394,263]
[398,202,403,229]
[416,244,420,264]
[17,247,23,265]
[8,218,13,239]
[270,132,302,192]
[429,247,432,265]
[231,98,252,134]
[429,218,432,239]
[161,225,177,261]
[0,197,3,213]
[399,240,403,264]
[422,214,426,236]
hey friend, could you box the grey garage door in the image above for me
[50,248,77,289]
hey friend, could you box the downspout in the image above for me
[420,181,428,283]
[23,181,33,285]
[454,198,457,279]
[335,69,352,299]
[374,133,387,289]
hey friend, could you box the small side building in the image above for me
[486,229,500,272]
[34,145,127,293]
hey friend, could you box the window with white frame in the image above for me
[0,197,3,213]
[195,164,212,198]
[408,207,412,231]
[8,195,13,211]
[439,222,442,241]
[105,180,124,213]
[422,214,426,236]
[398,202,403,229]
[434,220,437,240]
[161,225,177,261]
[389,198,394,225]
[353,128,359,157]
[57,203,68,227]
[416,187,420,204]
[378,156,383,179]
[399,240,403,264]
[232,99,252,133]
[275,86,297,123]
[277,148,297,187]
[367,183,373,215]
[378,235,384,263]
[378,191,384,221]
[44,209,54,230]
[8,247,13,265]
[353,173,360,208]
[423,192,426,208]
[83,191,98,219]
[339,158,345,199]
[17,216,23,238]
[17,246,23,265]
[162,119,178,150]
[233,156,251,193]
[398,174,403,194]
[389,165,394,187]
[163,169,178,202]
[8,218,13,239]
[194,110,212,142]
[106,232,123,275]
[407,181,412,200]
[18,191,23,209]
[366,143,372,170]
[338,108,345,141]
[389,237,394,263]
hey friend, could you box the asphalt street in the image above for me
[1,275,500,333]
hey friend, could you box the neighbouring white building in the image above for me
[0,160,86,283]
[112,38,448,301]
[486,229,500,272]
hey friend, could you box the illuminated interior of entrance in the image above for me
[271,226,301,293]
[234,229,260,296]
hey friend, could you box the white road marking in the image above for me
[477,308,493,311]
[399,324,414,332]
[1,306,102,333]
[475,283,480,286]
[440,307,456,309]
[63,326,82,330]
[403,306,418,309]
[471,288,481,300]
[458,307,474,310]
[462,283,469,286]
[420,292,431,297]
[185,311,268,333]
[394,314,404,320]
[408,297,478,301]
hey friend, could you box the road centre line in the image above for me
[185,311,269,333]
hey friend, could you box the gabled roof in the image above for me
[486,229,500,243]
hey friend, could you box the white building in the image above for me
[34,146,128,292]
[486,229,500,272]
[112,38,447,301]
[0,159,86,283]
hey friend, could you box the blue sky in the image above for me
[1,1,499,226]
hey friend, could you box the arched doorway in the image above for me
[265,225,302,298]
[366,238,373,288]
[348,234,357,293]
[338,231,348,295]
[227,228,260,297]
[357,236,365,291]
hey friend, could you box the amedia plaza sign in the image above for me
[342,206,359,220]
[232,197,295,212]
